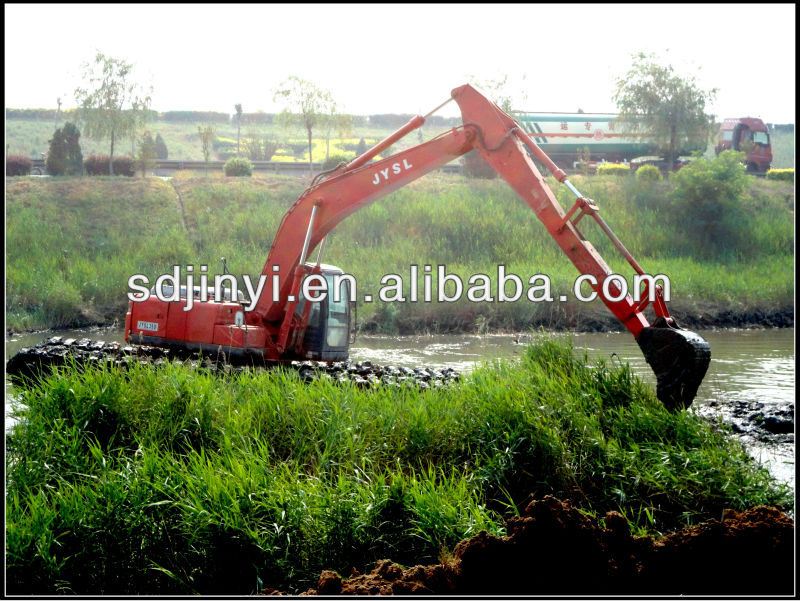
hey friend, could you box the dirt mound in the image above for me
[295,496,794,596]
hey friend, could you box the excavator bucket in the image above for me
[636,317,711,410]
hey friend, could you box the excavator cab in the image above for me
[291,264,352,361]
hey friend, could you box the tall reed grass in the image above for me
[5,171,794,332]
[6,339,790,594]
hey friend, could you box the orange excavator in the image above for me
[125,84,710,409]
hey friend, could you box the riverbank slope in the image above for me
[6,169,794,334]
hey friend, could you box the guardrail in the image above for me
[29,158,462,177]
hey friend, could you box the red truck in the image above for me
[715,117,772,173]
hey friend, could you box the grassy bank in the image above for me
[5,166,794,333]
[6,338,790,594]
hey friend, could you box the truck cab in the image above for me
[716,117,772,173]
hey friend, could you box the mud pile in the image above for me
[5,336,459,389]
[296,496,794,596]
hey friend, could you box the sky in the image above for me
[4,3,796,123]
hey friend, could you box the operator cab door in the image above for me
[293,265,352,361]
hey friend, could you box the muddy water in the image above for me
[5,327,794,488]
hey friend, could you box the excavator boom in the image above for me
[124,84,710,409]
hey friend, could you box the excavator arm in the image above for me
[126,84,710,409]
[254,125,474,322]
[252,84,710,409]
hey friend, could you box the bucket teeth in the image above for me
[637,319,711,410]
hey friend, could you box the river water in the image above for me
[5,327,795,489]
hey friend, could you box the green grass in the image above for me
[5,177,194,329]
[5,171,794,332]
[6,337,790,594]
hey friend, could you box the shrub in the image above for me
[224,157,252,177]
[6,155,33,176]
[262,140,278,162]
[322,153,351,171]
[241,135,279,161]
[635,164,663,182]
[46,131,67,175]
[113,156,135,176]
[84,155,136,176]
[286,142,308,157]
[46,122,83,176]
[154,133,168,160]
[63,123,83,175]
[137,131,157,176]
[340,139,376,154]
[213,137,236,161]
[766,168,793,182]
[84,154,108,175]
[668,150,750,259]
[597,163,630,176]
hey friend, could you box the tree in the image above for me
[242,130,262,160]
[154,133,168,159]
[614,53,717,173]
[46,128,67,176]
[46,122,83,176]
[63,122,83,175]
[235,103,243,156]
[197,125,216,175]
[242,130,278,161]
[273,76,333,175]
[322,103,353,163]
[74,51,152,175]
[137,130,157,176]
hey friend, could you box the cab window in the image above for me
[325,275,350,348]
[294,288,321,327]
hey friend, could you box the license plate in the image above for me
[137,320,159,332]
